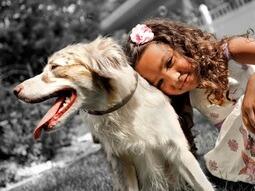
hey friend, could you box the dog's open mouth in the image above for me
[33,89,77,140]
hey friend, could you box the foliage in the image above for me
[0,87,75,163]
[0,161,18,187]
[0,0,127,187]
[0,0,101,84]
[0,0,102,163]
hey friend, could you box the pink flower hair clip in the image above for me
[130,24,154,45]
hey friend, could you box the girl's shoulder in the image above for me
[190,60,255,124]
[189,88,235,125]
[191,59,255,107]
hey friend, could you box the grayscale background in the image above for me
[0,0,255,190]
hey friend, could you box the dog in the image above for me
[13,37,214,191]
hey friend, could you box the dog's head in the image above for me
[13,37,137,140]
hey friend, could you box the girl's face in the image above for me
[135,43,199,95]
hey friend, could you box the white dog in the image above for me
[14,37,214,191]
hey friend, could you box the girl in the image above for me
[125,18,255,184]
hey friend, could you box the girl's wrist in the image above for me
[246,74,255,93]
[248,73,255,82]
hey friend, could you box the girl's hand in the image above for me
[228,37,255,133]
[242,74,255,134]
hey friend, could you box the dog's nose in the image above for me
[13,84,24,97]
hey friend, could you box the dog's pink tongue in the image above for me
[33,97,65,140]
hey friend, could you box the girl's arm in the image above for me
[242,73,255,134]
[228,37,255,132]
[228,37,255,64]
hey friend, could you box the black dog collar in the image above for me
[85,73,138,115]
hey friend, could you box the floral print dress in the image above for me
[190,60,255,184]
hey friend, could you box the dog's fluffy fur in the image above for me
[14,37,214,191]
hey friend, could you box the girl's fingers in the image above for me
[243,110,255,134]
[242,114,249,128]
[248,108,255,127]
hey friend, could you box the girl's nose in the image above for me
[164,71,181,88]
[175,72,181,81]
[171,73,181,88]
[171,72,181,83]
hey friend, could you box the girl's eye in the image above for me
[166,56,173,69]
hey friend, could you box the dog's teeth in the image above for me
[65,98,70,104]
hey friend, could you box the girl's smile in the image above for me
[135,43,199,95]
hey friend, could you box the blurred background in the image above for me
[0,0,255,190]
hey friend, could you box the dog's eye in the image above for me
[51,65,60,70]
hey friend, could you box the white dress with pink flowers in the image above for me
[190,60,255,184]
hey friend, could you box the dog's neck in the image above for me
[86,73,138,115]
[82,65,138,115]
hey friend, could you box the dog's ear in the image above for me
[91,71,113,94]
[88,37,128,73]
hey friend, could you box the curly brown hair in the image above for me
[125,18,230,105]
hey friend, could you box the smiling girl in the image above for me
[125,18,255,184]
